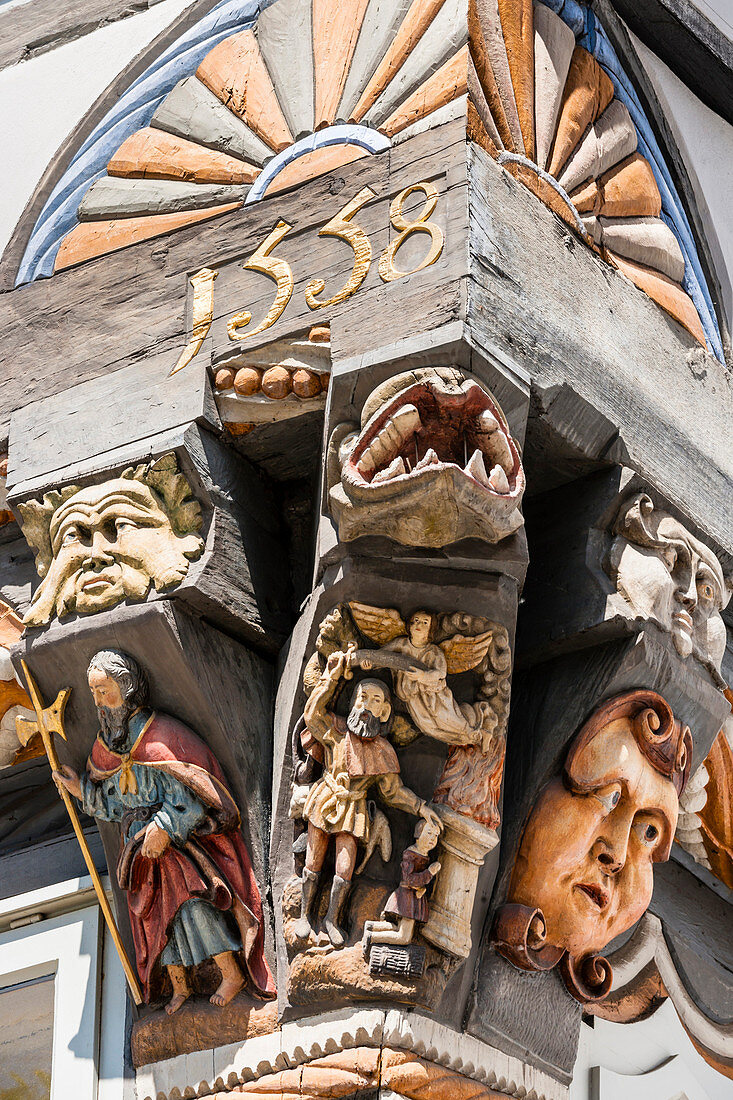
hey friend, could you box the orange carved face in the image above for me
[508,718,679,958]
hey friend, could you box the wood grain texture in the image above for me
[338,0,413,121]
[383,45,469,136]
[77,176,245,221]
[0,0,169,71]
[55,203,242,270]
[196,30,293,152]
[601,216,685,283]
[351,0,448,122]
[313,0,371,127]
[547,47,615,180]
[497,0,534,160]
[570,153,661,218]
[468,0,511,150]
[363,0,468,129]
[532,1,574,170]
[466,145,730,547]
[255,0,315,139]
[263,144,369,197]
[556,99,638,196]
[0,123,465,445]
[151,76,272,165]
[107,127,260,184]
[606,250,704,343]
[471,0,523,151]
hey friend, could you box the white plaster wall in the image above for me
[0,0,196,257]
[570,1000,731,1100]
[631,29,733,337]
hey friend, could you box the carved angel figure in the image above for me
[348,603,500,752]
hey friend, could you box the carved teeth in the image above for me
[391,403,421,438]
[464,448,491,488]
[488,464,510,493]
[356,404,421,475]
[486,431,514,474]
[477,410,500,434]
[372,456,407,484]
[414,448,440,471]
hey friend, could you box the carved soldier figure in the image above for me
[295,648,441,948]
[53,649,275,1013]
[362,816,442,951]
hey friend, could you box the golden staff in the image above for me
[16,660,143,1005]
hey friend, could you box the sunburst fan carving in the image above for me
[18,0,722,359]
[468,0,715,349]
[54,0,469,271]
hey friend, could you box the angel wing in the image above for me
[439,630,493,675]
[348,602,407,646]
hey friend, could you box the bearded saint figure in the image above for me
[53,649,275,1014]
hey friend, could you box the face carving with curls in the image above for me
[605,493,729,671]
[327,367,525,548]
[18,453,204,626]
[493,690,690,1003]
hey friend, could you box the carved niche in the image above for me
[326,367,525,547]
[604,493,729,671]
[54,647,275,1014]
[18,454,203,626]
[281,599,512,1006]
[492,690,690,1003]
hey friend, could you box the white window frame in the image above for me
[0,875,127,1100]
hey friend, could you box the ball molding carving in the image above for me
[493,689,691,1003]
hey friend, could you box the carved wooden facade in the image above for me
[0,1,731,1099]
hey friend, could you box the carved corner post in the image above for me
[465,468,731,1083]
[270,339,529,1026]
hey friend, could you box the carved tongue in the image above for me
[488,464,510,493]
[464,448,491,487]
[372,456,407,484]
[415,447,440,471]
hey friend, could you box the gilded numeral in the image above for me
[378,181,444,283]
[227,220,294,342]
[170,267,217,376]
[305,185,377,310]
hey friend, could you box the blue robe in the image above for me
[80,712,240,969]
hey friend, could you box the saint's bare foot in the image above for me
[210,972,245,1007]
[165,990,190,1015]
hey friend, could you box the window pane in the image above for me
[0,974,54,1100]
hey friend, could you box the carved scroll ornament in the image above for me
[493,690,691,1003]
[18,453,204,626]
[327,367,525,548]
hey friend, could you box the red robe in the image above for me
[87,712,275,1003]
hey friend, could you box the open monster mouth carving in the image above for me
[328,367,525,549]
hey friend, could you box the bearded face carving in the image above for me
[327,367,525,548]
[493,691,690,1003]
[605,494,729,670]
[18,453,204,626]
